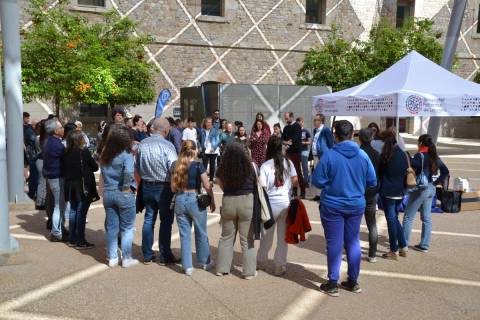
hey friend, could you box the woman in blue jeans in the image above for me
[63,131,99,249]
[100,125,138,268]
[378,132,409,260]
[403,134,449,253]
[172,140,216,276]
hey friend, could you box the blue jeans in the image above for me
[301,150,310,183]
[104,190,137,260]
[142,182,174,260]
[175,192,210,270]
[69,200,91,245]
[381,197,407,252]
[403,184,436,249]
[47,178,65,238]
[320,204,364,283]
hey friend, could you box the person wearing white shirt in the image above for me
[182,118,198,144]
[257,136,298,276]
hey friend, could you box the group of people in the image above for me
[23,108,449,297]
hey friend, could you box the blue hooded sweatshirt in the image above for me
[312,140,377,210]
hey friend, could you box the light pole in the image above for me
[0,0,24,257]
[427,0,468,142]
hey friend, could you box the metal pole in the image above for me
[427,0,467,143]
[0,0,27,202]
[0,21,19,256]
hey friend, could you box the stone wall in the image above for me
[19,0,480,138]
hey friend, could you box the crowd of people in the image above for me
[22,108,449,297]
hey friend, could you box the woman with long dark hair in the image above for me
[172,140,216,276]
[35,119,48,210]
[378,132,409,260]
[100,124,138,268]
[63,131,99,249]
[403,134,449,253]
[234,125,249,154]
[368,122,384,154]
[249,119,269,167]
[257,136,298,276]
[251,112,271,136]
[215,142,257,279]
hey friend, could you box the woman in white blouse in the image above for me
[257,136,298,276]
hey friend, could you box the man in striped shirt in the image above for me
[136,118,179,265]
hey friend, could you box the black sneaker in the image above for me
[75,242,95,250]
[158,255,180,266]
[413,245,429,253]
[340,279,362,293]
[319,281,339,297]
[67,242,76,247]
[143,255,157,265]
[47,234,63,242]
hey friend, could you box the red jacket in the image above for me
[285,199,312,244]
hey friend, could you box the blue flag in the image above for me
[155,89,171,118]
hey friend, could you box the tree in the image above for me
[297,18,444,92]
[21,0,156,116]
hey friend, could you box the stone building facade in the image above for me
[20,0,480,138]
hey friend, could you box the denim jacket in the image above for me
[101,151,136,192]
[200,127,220,151]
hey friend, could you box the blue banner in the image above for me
[155,89,171,118]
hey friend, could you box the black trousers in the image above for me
[364,192,378,258]
[202,154,217,182]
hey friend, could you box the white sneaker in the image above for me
[202,260,215,271]
[274,265,287,277]
[122,258,139,268]
[244,271,258,280]
[367,256,377,263]
[108,258,119,268]
[185,268,193,276]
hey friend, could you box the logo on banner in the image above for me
[405,95,425,115]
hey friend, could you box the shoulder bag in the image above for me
[196,162,211,209]
[252,163,275,229]
[404,152,417,189]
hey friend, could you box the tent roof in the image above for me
[314,51,480,100]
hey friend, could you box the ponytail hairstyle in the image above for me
[380,131,397,163]
[173,140,197,191]
[266,135,290,187]
[418,134,439,173]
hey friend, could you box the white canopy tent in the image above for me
[312,51,480,127]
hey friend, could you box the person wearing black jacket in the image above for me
[378,132,408,260]
[281,112,305,198]
[358,129,380,263]
[63,131,99,249]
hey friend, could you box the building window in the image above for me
[397,0,414,28]
[201,0,223,17]
[77,0,105,7]
[305,0,326,25]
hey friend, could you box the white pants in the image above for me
[257,204,288,268]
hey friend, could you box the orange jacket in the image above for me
[285,199,312,244]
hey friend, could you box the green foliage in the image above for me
[474,71,480,84]
[297,18,444,92]
[21,0,156,114]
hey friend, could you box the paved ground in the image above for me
[1,136,480,320]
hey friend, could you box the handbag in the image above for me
[410,153,429,192]
[195,162,211,209]
[80,151,100,203]
[252,163,275,229]
[404,152,417,189]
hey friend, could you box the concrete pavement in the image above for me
[1,140,480,320]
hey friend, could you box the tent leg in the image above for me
[396,116,400,142]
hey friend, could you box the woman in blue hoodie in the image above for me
[312,120,376,297]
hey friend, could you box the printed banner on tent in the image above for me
[314,93,480,117]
